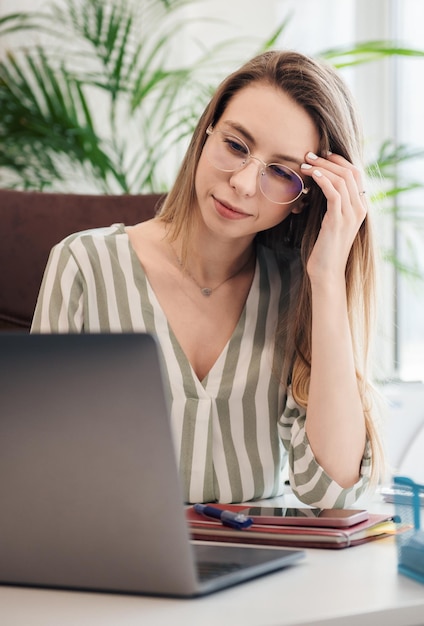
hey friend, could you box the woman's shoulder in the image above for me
[59,222,127,247]
[49,223,132,261]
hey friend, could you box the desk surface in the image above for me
[2,500,424,626]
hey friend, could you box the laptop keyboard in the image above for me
[197,560,244,582]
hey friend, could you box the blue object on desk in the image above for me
[401,531,424,578]
[394,476,424,584]
[194,504,254,530]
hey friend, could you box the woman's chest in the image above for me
[151,281,250,382]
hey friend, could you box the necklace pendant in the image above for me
[201,287,212,297]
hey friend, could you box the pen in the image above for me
[193,503,254,530]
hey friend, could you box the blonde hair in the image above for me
[159,50,384,483]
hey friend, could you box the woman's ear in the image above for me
[291,204,303,215]
[290,196,308,215]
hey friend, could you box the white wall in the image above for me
[1,0,46,8]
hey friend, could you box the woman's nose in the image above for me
[229,159,261,197]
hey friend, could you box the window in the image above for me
[392,0,424,382]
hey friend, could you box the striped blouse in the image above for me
[31,223,371,506]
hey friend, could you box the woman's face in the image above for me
[194,82,319,242]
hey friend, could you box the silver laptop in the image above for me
[0,333,304,597]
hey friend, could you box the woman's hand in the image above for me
[300,151,367,286]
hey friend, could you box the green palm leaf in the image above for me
[321,40,424,67]
[0,50,125,191]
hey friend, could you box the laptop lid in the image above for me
[0,333,303,597]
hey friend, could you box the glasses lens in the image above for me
[206,131,249,172]
[261,164,303,204]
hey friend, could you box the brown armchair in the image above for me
[0,189,164,331]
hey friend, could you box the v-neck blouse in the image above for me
[31,223,371,505]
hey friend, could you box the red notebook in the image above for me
[187,504,396,550]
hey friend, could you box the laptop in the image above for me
[0,333,304,597]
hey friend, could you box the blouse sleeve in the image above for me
[278,386,372,508]
[31,239,84,333]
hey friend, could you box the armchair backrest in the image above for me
[0,189,164,331]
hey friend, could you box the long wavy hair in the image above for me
[158,50,383,483]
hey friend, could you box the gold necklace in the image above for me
[171,245,255,297]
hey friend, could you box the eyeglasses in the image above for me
[205,125,309,205]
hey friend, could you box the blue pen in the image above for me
[193,503,254,530]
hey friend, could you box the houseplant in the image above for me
[0,0,286,193]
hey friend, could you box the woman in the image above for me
[31,50,383,506]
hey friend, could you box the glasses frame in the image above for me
[205,125,309,205]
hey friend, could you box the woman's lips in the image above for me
[213,196,251,220]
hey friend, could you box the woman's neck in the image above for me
[174,232,255,281]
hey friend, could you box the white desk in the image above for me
[1,502,424,626]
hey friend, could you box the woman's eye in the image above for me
[224,137,248,156]
[268,164,295,181]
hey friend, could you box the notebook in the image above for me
[0,332,304,597]
[186,505,396,549]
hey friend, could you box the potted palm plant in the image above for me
[0,0,286,193]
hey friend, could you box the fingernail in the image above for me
[313,169,322,177]
[301,163,313,170]
[307,151,318,160]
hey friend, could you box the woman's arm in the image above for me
[300,152,368,487]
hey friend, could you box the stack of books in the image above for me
[187,504,397,550]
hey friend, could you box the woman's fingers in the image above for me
[301,152,367,214]
[300,152,368,282]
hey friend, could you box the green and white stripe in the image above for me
[32,223,371,505]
